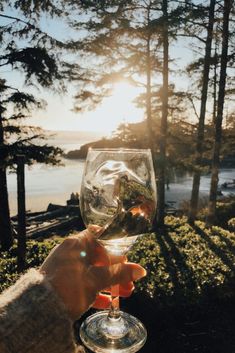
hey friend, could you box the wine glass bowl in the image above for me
[79,148,156,353]
[80,149,156,255]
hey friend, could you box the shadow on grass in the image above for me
[157,229,198,299]
[193,224,235,272]
[75,222,235,353]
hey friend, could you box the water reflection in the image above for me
[7,159,235,214]
[166,168,235,207]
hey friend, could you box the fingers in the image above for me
[76,229,128,267]
[102,282,134,297]
[89,242,109,266]
[69,228,110,266]
[92,281,135,309]
[86,227,126,266]
[87,224,103,237]
[89,262,146,292]
[92,293,111,309]
[90,247,126,267]
[109,262,146,285]
[109,253,127,265]
[119,281,135,297]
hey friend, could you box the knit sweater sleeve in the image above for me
[0,269,84,353]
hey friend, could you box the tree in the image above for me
[188,0,216,224]
[67,0,187,226]
[207,0,233,224]
[0,2,66,250]
[0,93,12,250]
[156,0,169,226]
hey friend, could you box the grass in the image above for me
[1,216,235,352]
[126,216,235,353]
[129,216,235,308]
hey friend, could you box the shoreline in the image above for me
[8,162,235,216]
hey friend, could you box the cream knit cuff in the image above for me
[0,269,82,353]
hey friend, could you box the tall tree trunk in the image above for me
[146,7,158,229]
[0,114,13,250]
[212,36,218,125]
[146,33,155,154]
[17,155,26,272]
[188,0,216,224]
[157,0,169,226]
[207,0,232,225]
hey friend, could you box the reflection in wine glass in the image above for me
[79,148,156,353]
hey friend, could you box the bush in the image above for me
[1,217,235,311]
[214,198,235,228]
[198,196,235,229]
[129,216,235,309]
[228,218,235,231]
[1,219,234,353]
[0,238,61,292]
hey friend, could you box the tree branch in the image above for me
[178,33,206,44]
[0,13,35,29]
[0,13,66,49]
[188,95,199,120]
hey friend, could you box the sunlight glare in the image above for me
[29,81,143,135]
[86,81,143,134]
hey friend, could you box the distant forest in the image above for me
[65,120,235,169]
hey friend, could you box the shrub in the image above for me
[0,238,61,292]
[179,196,209,216]
[198,196,235,229]
[214,198,235,228]
[228,218,235,231]
[1,217,235,312]
[129,216,235,309]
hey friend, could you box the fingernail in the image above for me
[88,225,98,233]
[132,265,147,280]
[87,225,102,237]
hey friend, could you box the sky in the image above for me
[1,10,147,135]
[23,38,192,135]
[1,5,195,136]
[28,82,144,135]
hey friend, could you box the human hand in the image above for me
[40,227,146,320]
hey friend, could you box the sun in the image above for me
[28,81,144,134]
[67,80,144,135]
[82,81,144,134]
[111,81,138,107]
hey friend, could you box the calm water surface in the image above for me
[8,160,235,215]
[8,158,85,215]
[165,169,235,208]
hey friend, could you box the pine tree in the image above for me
[0,2,67,250]
[67,0,186,226]
[156,0,169,226]
[207,0,233,224]
[188,0,216,224]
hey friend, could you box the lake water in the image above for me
[8,158,85,215]
[7,134,100,215]
[7,158,235,216]
[165,168,235,209]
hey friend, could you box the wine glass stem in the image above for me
[108,284,121,320]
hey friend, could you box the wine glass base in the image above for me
[79,310,147,353]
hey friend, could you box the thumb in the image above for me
[89,262,146,292]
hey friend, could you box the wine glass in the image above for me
[79,148,157,353]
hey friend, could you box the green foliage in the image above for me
[1,47,60,87]
[11,0,64,18]
[198,197,235,228]
[215,199,235,227]
[228,218,235,231]
[1,217,235,313]
[129,216,235,308]
[0,2,67,169]
[0,238,61,292]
